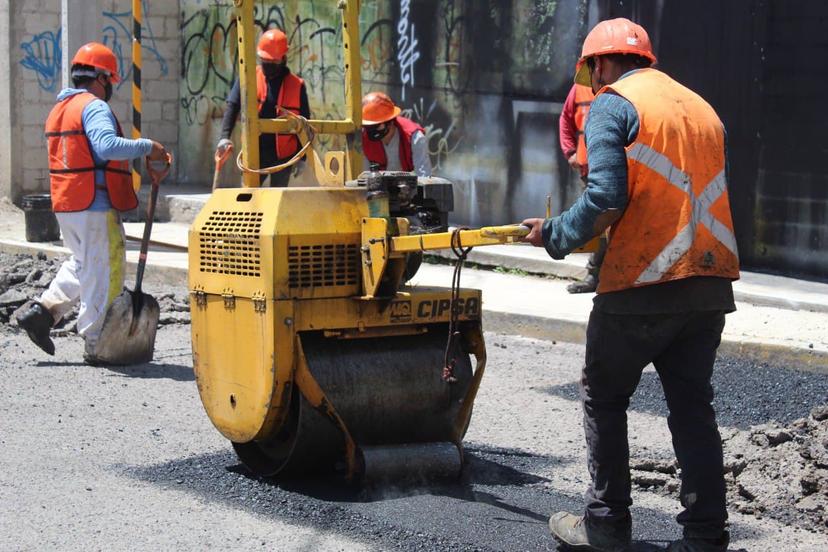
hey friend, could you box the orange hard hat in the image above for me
[361,92,401,126]
[574,18,656,86]
[257,29,288,61]
[70,42,120,83]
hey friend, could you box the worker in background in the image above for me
[15,43,168,364]
[522,18,739,552]
[559,82,607,294]
[215,28,310,187]
[361,92,432,177]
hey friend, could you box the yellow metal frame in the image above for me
[235,0,363,188]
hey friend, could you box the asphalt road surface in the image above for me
[2,321,827,551]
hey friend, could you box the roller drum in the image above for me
[233,327,473,477]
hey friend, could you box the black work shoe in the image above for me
[548,512,631,551]
[566,275,598,294]
[666,532,729,552]
[15,302,55,356]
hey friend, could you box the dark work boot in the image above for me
[548,512,631,551]
[666,532,729,552]
[567,274,598,294]
[15,302,55,356]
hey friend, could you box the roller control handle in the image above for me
[478,224,531,239]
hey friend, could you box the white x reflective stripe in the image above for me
[627,143,738,285]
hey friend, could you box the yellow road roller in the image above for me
[187,1,566,481]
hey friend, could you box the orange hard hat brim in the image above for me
[362,106,401,126]
[257,49,285,61]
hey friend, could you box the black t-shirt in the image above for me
[592,276,736,314]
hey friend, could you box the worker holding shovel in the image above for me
[16,43,169,365]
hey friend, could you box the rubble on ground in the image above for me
[632,407,828,532]
[0,251,190,334]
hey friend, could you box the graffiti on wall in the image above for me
[396,0,420,101]
[18,0,168,92]
[178,0,588,227]
[102,0,169,88]
[19,30,62,92]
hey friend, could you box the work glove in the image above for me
[215,138,233,158]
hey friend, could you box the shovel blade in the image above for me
[94,289,160,365]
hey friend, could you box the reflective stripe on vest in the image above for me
[44,92,137,213]
[256,66,304,159]
[361,116,424,172]
[573,84,593,168]
[595,69,739,293]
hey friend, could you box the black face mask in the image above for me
[367,124,390,141]
[103,81,113,102]
[262,62,287,79]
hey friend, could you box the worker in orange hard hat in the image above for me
[522,18,738,552]
[217,28,310,187]
[361,92,432,177]
[16,42,168,364]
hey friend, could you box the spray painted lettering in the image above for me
[396,0,419,101]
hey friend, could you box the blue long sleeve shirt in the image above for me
[56,88,153,210]
[542,75,640,258]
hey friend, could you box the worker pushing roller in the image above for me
[522,18,739,552]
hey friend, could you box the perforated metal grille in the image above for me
[288,244,360,288]
[199,211,263,277]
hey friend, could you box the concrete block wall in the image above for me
[1,0,180,203]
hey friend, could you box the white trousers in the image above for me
[39,210,126,350]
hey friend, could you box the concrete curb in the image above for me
[486,310,828,374]
[429,251,828,315]
[426,250,588,280]
[0,239,188,288]
[3,239,826,373]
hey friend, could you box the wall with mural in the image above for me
[178,0,590,225]
[10,0,179,199]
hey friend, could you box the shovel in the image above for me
[94,153,172,365]
[212,142,233,191]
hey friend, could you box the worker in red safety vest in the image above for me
[361,92,432,177]
[216,28,311,187]
[560,83,594,180]
[560,83,607,294]
[522,18,739,552]
[15,42,168,364]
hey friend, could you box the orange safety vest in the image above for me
[45,92,137,213]
[573,84,594,168]
[256,66,304,159]
[596,68,740,293]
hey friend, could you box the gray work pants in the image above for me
[582,309,728,539]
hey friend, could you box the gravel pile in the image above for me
[631,405,828,533]
[0,251,190,333]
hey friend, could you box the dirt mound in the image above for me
[0,251,190,334]
[631,408,828,533]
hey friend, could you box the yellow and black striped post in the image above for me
[131,0,142,191]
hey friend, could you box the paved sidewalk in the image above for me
[2,197,827,370]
